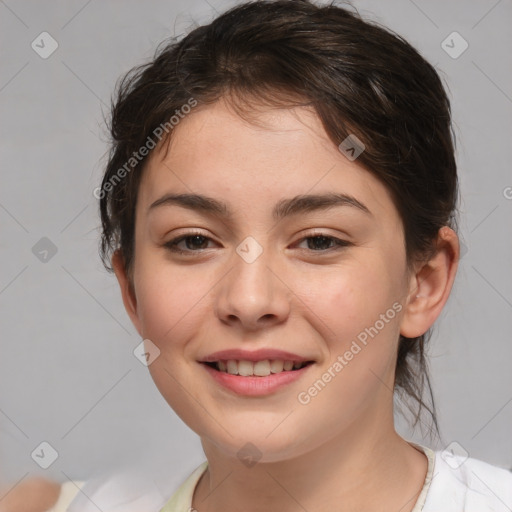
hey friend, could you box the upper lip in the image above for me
[199,348,314,363]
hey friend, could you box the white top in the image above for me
[52,444,512,511]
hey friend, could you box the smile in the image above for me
[204,359,313,376]
[200,359,315,396]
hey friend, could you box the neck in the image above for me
[193,410,428,512]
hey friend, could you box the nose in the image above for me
[214,248,291,332]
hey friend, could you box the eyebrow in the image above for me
[148,192,372,220]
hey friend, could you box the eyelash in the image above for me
[164,231,351,256]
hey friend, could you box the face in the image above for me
[117,98,417,462]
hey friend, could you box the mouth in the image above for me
[198,349,317,395]
[201,359,315,377]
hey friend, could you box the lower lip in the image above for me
[200,363,313,396]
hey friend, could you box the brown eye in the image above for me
[164,232,214,255]
[296,234,350,252]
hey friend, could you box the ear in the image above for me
[400,226,459,338]
[111,249,143,337]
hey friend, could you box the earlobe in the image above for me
[400,227,459,338]
[111,249,142,336]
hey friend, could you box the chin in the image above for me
[200,424,314,465]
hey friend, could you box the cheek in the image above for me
[133,261,209,348]
[133,263,216,427]
[290,265,403,437]
[296,259,404,403]
[303,257,403,347]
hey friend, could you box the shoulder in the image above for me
[423,449,512,511]
[40,461,208,512]
[47,481,86,512]
[49,463,201,512]
[160,461,209,512]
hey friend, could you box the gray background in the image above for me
[1,0,511,493]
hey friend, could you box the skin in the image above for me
[113,97,459,512]
[0,477,61,512]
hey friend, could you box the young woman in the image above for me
[52,0,512,510]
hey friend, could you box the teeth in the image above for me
[238,360,253,377]
[283,360,294,371]
[226,360,238,375]
[254,360,271,377]
[270,360,284,373]
[215,359,308,376]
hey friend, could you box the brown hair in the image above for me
[98,0,458,435]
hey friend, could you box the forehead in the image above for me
[138,99,397,223]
